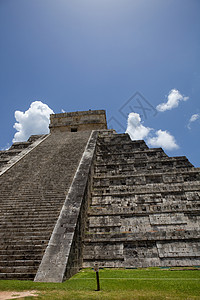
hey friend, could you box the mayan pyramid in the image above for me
[0,110,199,282]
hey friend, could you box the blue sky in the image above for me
[0,0,199,166]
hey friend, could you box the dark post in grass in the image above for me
[94,262,100,291]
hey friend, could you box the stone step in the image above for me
[0,223,56,229]
[0,192,62,197]
[82,260,124,268]
[0,195,64,200]
[0,216,59,221]
[0,206,62,211]
[0,249,45,255]
[95,157,193,169]
[88,206,200,216]
[0,197,57,201]
[9,140,32,150]
[91,195,200,203]
[0,235,50,242]
[0,227,52,232]
[84,230,200,243]
[1,149,22,155]
[95,154,192,161]
[93,174,200,187]
[97,136,142,142]
[0,254,42,261]
[0,202,63,208]
[0,273,35,280]
[0,207,62,212]
[95,151,189,158]
[0,235,50,241]
[0,198,62,202]
[0,192,65,196]
[83,255,124,261]
[89,206,200,215]
[92,181,200,195]
[0,249,44,256]
[0,246,46,252]
[0,244,45,251]
[86,227,121,234]
[97,139,148,150]
[96,149,166,159]
[94,167,197,177]
[0,218,57,224]
[0,213,60,219]
[0,260,41,267]
[91,190,200,200]
[0,237,50,245]
[0,209,60,214]
[0,130,92,279]
[0,266,37,273]
[93,168,200,177]
[0,225,54,231]
[90,198,200,208]
[97,133,131,141]
[0,159,9,163]
[0,231,51,238]
[86,225,195,235]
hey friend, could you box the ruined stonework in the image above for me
[49,110,107,133]
[0,110,199,282]
[83,132,200,268]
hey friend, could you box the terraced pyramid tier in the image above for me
[83,133,200,268]
[1,128,200,281]
[0,135,47,173]
[0,131,92,280]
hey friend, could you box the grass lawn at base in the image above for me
[0,268,200,299]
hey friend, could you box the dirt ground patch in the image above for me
[0,290,39,300]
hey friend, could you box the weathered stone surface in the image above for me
[0,110,199,282]
[49,110,107,133]
[83,132,200,268]
[0,130,92,280]
[34,131,98,282]
[0,135,47,175]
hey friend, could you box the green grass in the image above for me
[0,268,200,299]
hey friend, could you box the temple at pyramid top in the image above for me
[49,109,107,133]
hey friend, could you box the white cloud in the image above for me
[126,112,179,151]
[13,101,54,142]
[190,114,200,122]
[156,89,189,112]
[126,112,151,140]
[187,113,200,129]
[147,130,179,150]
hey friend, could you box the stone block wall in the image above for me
[49,110,107,133]
[0,126,199,281]
[83,132,200,268]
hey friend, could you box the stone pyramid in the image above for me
[0,110,199,282]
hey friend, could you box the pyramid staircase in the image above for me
[0,128,200,281]
[83,133,200,268]
[0,135,46,173]
[0,131,91,279]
